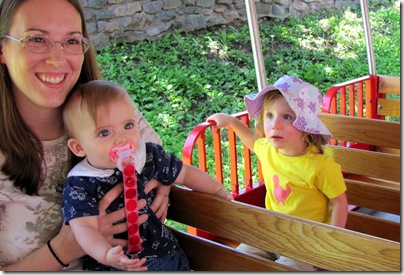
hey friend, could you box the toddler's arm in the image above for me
[330,192,348,228]
[174,163,233,200]
[206,113,256,151]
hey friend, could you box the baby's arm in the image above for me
[330,192,348,228]
[174,163,233,200]
[206,113,256,151]
[69,216,147,271]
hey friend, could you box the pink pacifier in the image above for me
[109,142,141,253]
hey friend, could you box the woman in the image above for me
[0,0,170,271]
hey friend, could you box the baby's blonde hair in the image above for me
[63,80,132,137]
[255,90,326,154]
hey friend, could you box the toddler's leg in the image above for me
[236,243,279,261]
[275,255,317,271]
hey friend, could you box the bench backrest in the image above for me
[167,185,400,271]
[319,113,400,241]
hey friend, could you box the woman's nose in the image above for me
[45,46,67,66]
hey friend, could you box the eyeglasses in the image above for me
[4,34,90,55]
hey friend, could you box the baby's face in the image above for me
[75,97,141,169]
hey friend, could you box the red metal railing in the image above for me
[322,75,381,118]
[322,75,380,149]
[182,111,265,206]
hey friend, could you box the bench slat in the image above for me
[377,98,400,117]
[324,146,400,182]
[346,211,400,242]
[168,185,400,271]
[319,113,400,149]
[378,75,400,96]
[170,228,294,271]
[345,179,400,215]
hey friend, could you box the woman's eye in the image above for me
[98,129,110,137]
[124,122,134,130]
[27,35,47,43]
[265,113,273,119]
[65,37,81,45]
[284,114,293,120]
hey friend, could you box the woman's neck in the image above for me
[20,106,65,141]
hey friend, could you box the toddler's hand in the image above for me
[206,113,232,128]
[215,186,234,200]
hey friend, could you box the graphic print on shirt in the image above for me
[272,175,291,205]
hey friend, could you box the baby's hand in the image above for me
[106,245,147,271]
[215,186,234,201]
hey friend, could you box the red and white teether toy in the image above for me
[109,142,141,253]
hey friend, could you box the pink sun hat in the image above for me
[244,75,332,142]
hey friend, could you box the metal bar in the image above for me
[360,0,376,75]
[245,0,267,91]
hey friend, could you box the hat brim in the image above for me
[244,85,279,119]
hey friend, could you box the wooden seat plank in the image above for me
[319,113,400,149]
[170,228,294,271]
[345,179,400,214]
[378,75,400,96]
[377,98,400,117]
[324,146,400,182]
[346,211,400,242]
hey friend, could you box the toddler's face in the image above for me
[75,97,141,169]
[263,96,307,156]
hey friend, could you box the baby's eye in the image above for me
[124,122,134,130]
[98,129,110,137]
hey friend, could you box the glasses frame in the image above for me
[4,34,90,55]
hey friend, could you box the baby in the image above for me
[61,80,233,271]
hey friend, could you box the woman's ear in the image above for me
[67,138,86,157]
[1,45,5,63]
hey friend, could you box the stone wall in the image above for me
[80,0,361,50]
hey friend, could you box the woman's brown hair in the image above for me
[0,0,102,195]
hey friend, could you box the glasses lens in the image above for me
[63,36,90,55]
[23,35,53,53]
[22,34,90,54]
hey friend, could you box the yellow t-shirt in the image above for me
[255,138,346,224]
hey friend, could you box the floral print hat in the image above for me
[244,75,332,143]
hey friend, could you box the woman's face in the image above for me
[0,0,85,111]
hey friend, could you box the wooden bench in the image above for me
[175,112,400,271]
[167,185,400,271]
